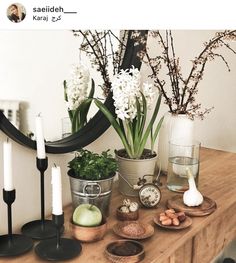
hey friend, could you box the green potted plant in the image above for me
[68,149,117,217]
[95,67,164,196]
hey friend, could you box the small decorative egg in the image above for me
[129,202,139,212]
[120,206,130,213]
[123,198,131,207]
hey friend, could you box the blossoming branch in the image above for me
[72,30,128,96]
[134,30,236,119]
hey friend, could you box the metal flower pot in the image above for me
[116,149,158,196]
[68,170,115,217]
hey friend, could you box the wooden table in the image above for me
[1,148,236,263]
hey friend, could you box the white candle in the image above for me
[3,139,14,191]
[35,114,46,159]
[51,166,63,215]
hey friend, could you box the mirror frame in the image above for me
[0,30,148,154]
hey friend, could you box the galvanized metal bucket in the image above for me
[116,149,158,196]
[68,170,115,217]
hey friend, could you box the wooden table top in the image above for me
[1,147,236,263]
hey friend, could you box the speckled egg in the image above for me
[120,205,130,213]
[129,202,139,212]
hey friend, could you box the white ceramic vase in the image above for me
[158,112,194,174]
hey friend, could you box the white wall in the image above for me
[0,30,235,233]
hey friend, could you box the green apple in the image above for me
[73,204,102,227]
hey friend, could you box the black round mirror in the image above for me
[0,30,148,153]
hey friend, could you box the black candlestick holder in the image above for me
[0,189,33,257]
[21,157,59,240]
[35,213,82,261]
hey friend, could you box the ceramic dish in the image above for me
[113,221,154,240]
[153,214,192,230]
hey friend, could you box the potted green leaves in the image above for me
[95,67,163,196]
[68,149,117,217]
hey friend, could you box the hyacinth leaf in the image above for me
[134,97,142,153]
[94,98,132,157]
[71,112,79,134]
[125,121,134,156]
[71,98,93,133]
[150,116,164,153]
[138,94,162,157]
[118,118,126,136]
[150,128,154,152]
[79,79,95,127]
[64,80,73,122]
[63,80,68,102]
[153,116,164,144]
[139,92,147,137]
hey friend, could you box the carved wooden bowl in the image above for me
[71,218,107,242]
[116,206,139,221]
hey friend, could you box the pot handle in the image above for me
[83,182,102,199]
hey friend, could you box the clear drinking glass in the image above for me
[61,117,71,138]
[167,140,200,192]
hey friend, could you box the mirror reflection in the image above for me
[0,30,125,141]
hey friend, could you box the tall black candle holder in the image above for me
[21,157,58,239]
[35,213,82,261]
[0,189,33,257]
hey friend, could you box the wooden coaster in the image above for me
[167,195,217,217]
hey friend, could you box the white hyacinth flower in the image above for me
[65,64,90,111]
[111,67,156,121]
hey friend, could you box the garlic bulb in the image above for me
[183,169,203,207]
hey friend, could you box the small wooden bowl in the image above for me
[116,206,139,221]
[71,218,107,242]
[105,239,145,263]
